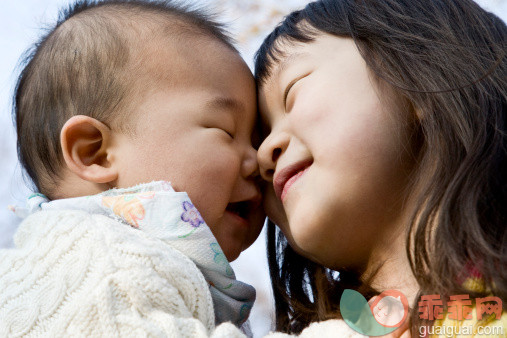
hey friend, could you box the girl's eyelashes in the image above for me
[283,72,311,111]
[283,78,299,110]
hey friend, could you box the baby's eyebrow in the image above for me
[205,97,245,114]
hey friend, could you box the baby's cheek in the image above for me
[207,153,241,184]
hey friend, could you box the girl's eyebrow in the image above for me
[274,52,311,79]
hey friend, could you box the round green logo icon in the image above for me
[340,289,409,336]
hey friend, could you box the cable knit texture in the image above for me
[0,210,368,337]
[1,182,365,338]
[0,209,249,337]
[7,182,256,327]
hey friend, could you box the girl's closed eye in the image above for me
[283,72,311,112]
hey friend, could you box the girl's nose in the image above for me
[257,130,289,181]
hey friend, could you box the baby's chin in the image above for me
[212,210,265,262]
[221,241,243,262]
[220,231,258,262]
[210,225,248,262]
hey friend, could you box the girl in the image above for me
[255,0,506,336]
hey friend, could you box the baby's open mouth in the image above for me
[226,201,250,220]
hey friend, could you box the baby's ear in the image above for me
[60,115,118,184]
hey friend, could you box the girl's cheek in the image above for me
[291,90,337,144]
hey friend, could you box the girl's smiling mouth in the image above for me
[273,160,312,202]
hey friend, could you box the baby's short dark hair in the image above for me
[14,0,236,197]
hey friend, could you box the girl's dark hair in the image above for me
[14,0,236,198]
[255,0,506,334]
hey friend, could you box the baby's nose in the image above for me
[241,146,259,179]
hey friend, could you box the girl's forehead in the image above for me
[259,51,311,97]
[263,34,356,84]
[259,35,360,105]
[272,51,312,78]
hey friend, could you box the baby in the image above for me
[0,0,264,336]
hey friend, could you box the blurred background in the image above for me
[1,1,505,336]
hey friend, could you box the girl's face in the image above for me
[257,35,417,270]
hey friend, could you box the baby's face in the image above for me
[113,39,264,261]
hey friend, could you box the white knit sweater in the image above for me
[0,209,247,337]
[0,209,363,337]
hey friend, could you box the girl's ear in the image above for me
[60,115,118,184]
